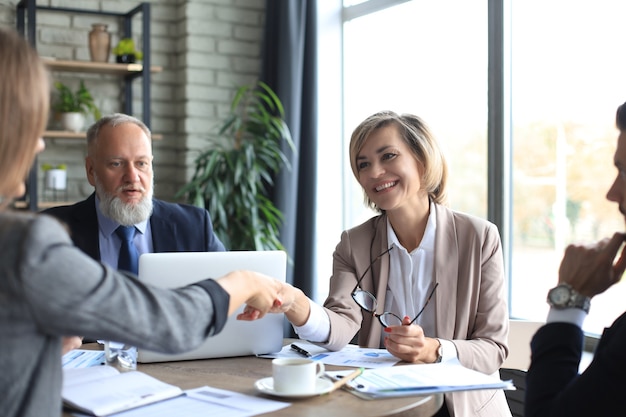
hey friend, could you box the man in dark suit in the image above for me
[43,113,225,269]
[525,102,626,416]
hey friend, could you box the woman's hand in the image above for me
[383,316,439,363]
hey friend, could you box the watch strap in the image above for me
[434,338,443,363]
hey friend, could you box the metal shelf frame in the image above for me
[15,0,153,211]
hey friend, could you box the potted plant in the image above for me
[41,163,67,191]
[177,81,295,251]
[52,81,101,132]
[112,38,143,63]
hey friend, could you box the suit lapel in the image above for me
[70,194,101,261]
[366,214,390,347]
[433,204,459,339]
[150,200,175,252]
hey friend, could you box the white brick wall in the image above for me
[0,0,265,204]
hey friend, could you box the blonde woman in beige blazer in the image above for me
[274,111,511,417]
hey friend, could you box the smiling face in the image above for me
[86,122,154,224]
[606,130,626,224]
[355,125,428,213]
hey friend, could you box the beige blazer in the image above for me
[318,204,511,417]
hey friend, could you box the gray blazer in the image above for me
[0,212,229,417]
[318,204,511,417]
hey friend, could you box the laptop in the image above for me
[136,251,287,363]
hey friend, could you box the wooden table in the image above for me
[63,342,443,417]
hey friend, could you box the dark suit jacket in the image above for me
[526,315,626,416]
[42,193,225,260]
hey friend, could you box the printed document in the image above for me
[325,359,515,399]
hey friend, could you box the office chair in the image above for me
[500,320,544,417]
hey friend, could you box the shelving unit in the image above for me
[42,130,163,141]
[15,0,157,211]
[43,58,162,75]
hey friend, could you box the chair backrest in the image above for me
[501,320,544,417]
[502,319,544,370]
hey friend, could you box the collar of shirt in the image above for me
[386,201,436,254]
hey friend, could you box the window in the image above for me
[316,0,488,301]
[510,0,626,335]
[316,0,626,337]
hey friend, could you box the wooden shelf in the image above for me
[44,130,85,139]
[13,200,73,210]
[43,130,163,140]
[42,58,162,75]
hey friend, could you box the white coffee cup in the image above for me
[272,358,325,394]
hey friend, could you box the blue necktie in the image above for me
[115,226,139,275]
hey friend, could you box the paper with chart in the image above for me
[62,349,105,368]
[325,359,515,399]
[259,342,400,368]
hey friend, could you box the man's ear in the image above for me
[85,156,96,186]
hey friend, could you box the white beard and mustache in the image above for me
[95,174,154,226]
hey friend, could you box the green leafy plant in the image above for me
[176,81,295,251]
[52,81,101,120]
[112,38,143,60]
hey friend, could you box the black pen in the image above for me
[290,343,312,357]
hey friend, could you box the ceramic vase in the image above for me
[89,23,111,63]
[45,169,67,191]
[61,112,85,132]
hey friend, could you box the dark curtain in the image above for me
[261,0,318,304]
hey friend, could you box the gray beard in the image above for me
[96,177,154,226]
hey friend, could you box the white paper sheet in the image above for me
[258,342,400,368]
[89,386,290,417]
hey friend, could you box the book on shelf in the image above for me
[62,366,183,416]
[325,359,515,400]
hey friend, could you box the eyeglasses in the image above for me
[351,246,439,327]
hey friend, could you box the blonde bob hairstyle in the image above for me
[349,110,448,212]
[0,28,50,205]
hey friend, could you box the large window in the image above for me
[510,0,626,335]
[342,0,488,226]
[316,0,626,337]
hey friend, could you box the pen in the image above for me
[331,368,364,392]
[290,343,312,357]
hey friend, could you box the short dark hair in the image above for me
[616,102,626,132]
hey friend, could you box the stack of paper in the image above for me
[325,359,515,400]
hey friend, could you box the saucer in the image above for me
[254,377,334,399]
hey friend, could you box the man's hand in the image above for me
[559,232,626,297]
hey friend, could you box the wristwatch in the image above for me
[434,339,443,363]
[547,283,591,313]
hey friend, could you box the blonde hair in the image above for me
[349,110,448,211]
[0,28,50,202]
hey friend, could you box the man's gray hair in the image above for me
[86,113,152,150]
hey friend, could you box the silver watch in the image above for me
[547,283,591,313]
[435,339,443,363]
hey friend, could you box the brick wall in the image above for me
[0,0,265,204]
